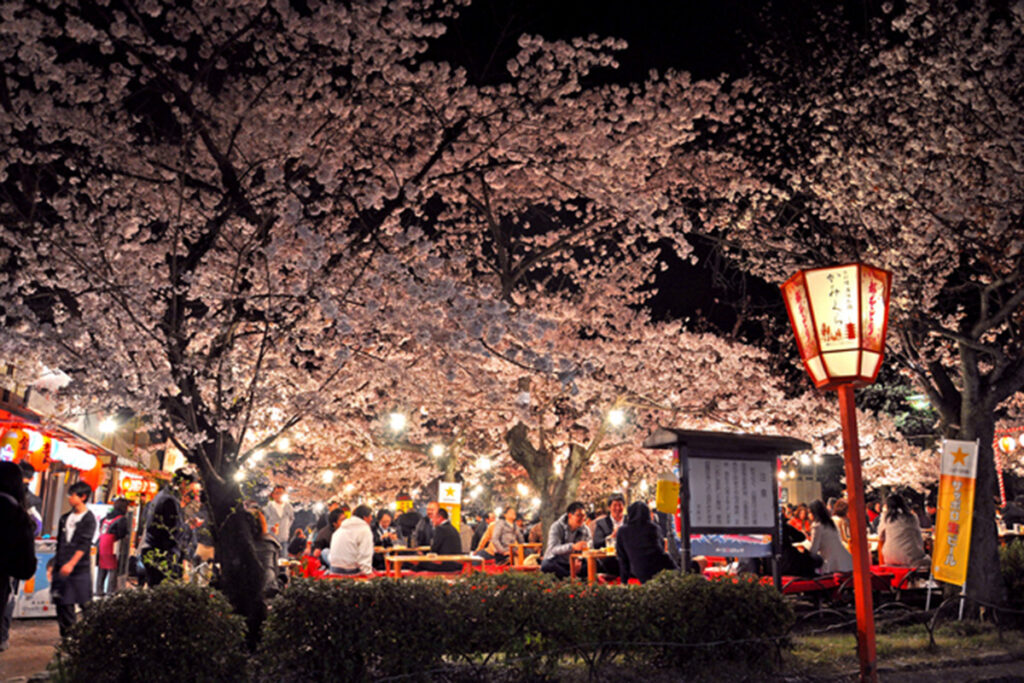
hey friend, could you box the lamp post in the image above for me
[781,262,893,683]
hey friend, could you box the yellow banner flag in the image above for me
[439,482,462,531]
[932,439,978,586]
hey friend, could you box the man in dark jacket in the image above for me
[140,469,195,587]
[615,501,677,584]
[1,462,38,652]
[414,507,462,572]
[53,481,97,636]
[541,502,592,578]
[593,494,625,576]
[411,501,438,547]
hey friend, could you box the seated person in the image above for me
[540,502,591,578]
[372,509,398,570]
[593,494,626,576]
[414,507,463,572]
[809,500,852,574]
[779,520,821,578]
[877,493,930,568]
[615,501,677,584]
[476,506,522,564]
[314,507,344,566]
[328,505,374,575]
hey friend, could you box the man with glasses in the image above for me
[540,502,591,578]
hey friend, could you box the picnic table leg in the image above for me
[587,556,596,585]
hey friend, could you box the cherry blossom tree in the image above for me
[0,0,760,631]
[716,0,1024,605]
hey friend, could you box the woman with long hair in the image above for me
[831,499,852,550]
[877,492,929,567]
[809,500,853,574]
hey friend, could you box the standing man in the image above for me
[541,502,591,578]
[52,482,97,637]
[412,501,439,547]
[140,469,195,587]
[264,484,295,550]
[328,504,374,575]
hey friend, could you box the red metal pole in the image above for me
[838,383,878,682]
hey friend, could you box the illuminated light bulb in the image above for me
[278,437,290,451]
[608,408,625,427]
[250,449,265,463]
[478,457,492,472]
[531,497,540,507]
[516,482,529,496]
[998,436,1017,453]
[388,412,406,432]
[430,443,444,458]
[777,471,787,482]
[812,453,823,465]
[322,470,335,484]
[800,453,812,467]
[99,417,117,434]
[344,483,355,494]
[25,429,44,452]
[233,470,245,482]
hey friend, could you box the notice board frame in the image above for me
[643,428,811,590]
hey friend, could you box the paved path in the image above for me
[0,619,58,682]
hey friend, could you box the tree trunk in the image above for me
[204,472,267,649]
[505,423,584,553]
[960,411,1005,610]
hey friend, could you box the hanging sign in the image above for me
[116,471,159,501]
[438,481,462,531]
[932,439,978,586]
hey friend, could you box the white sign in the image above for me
[438,481,462,504]
[688,457,775,529]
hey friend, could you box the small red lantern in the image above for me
[781,263,893,390]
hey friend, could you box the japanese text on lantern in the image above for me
[786,286,818,358]
[821,270,855,344]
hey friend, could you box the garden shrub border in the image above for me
[257,571,795,681]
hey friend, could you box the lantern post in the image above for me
[781,263,893,683]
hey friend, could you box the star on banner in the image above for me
[951,449,969,466]
[444,486,455,498]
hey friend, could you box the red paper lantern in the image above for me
[781,263,893,390]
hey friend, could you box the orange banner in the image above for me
[932,439,978,586]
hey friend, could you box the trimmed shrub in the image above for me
[1000,539,1024,624]
[640,572,794,670]
[51,583,248,683]
[258,571,794,681]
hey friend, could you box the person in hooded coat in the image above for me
[615,501,677,584]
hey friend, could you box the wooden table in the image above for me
[509,542,543,566]
[569,548,615,585]
[384,553,483,578]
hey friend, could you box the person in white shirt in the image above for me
[329,505,374,575]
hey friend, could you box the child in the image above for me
[53,481,96,637]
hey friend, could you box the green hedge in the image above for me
[1001,539,1024,623]
[257,572,794,681]
[51,583,248,683]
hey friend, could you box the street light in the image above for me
[608,408,626,427]
[782,262,893,683]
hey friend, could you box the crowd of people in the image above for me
[4,458,1024,655]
